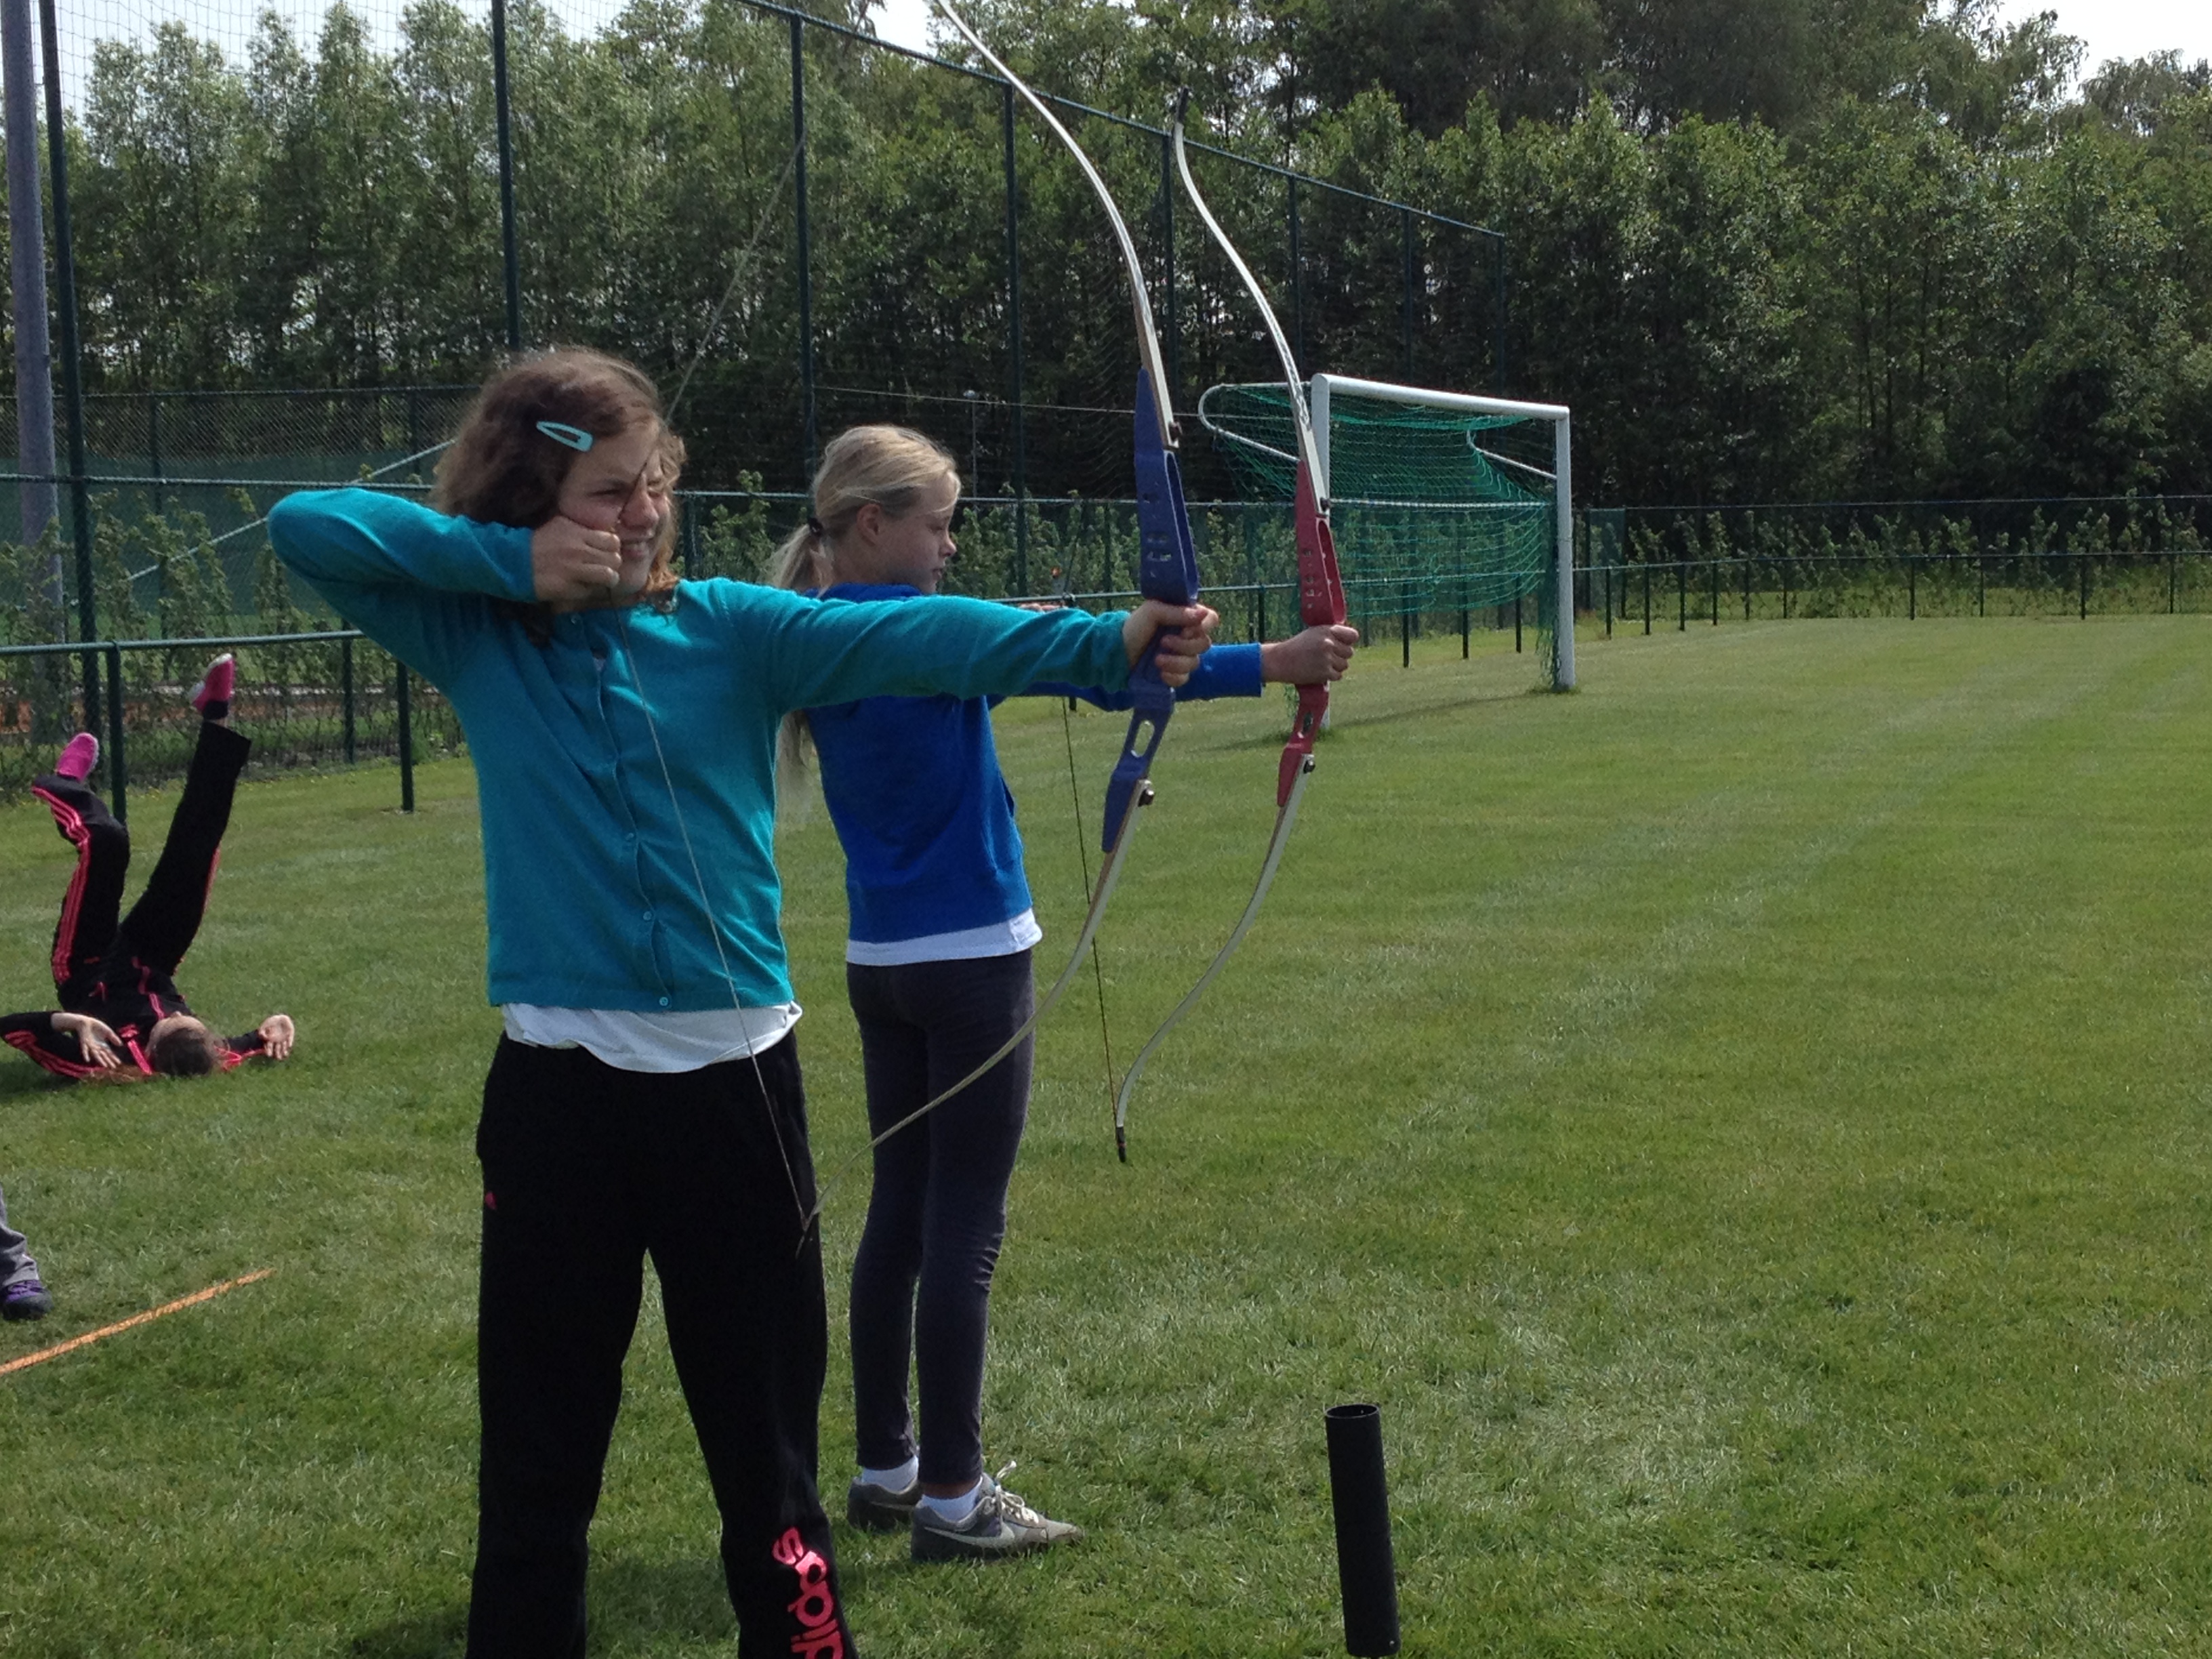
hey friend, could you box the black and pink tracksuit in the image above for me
[1,722,266,1079]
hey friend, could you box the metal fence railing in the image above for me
[1584,548,2212,636]
[0,632,453,816]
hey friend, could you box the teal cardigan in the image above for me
[268,488,1134,1011]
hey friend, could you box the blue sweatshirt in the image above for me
[807,582,1262,954]
[268,491,1135,1010]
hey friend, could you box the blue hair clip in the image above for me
[535,420,594,452]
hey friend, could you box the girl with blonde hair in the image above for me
[778,423,1355,1561]
[268,352,1216,1656]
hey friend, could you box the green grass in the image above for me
[4,616,2211,1656]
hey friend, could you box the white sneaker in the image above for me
[910,1463,1083,1562]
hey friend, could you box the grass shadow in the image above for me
[0,1066,84,1103]
[350,1557,753,1657]
[348,1604,467,1659]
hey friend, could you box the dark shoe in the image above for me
[190,653,235,722]
[56,731,99,781]
[1,1278,52,1322]
[911,1464,1082,1561]
[846,1473,922,1532]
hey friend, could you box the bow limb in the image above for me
[802,779,1154,1237]
[932,1,1172,445]
[1110,755,1314,1161]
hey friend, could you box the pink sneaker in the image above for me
[190,653,235,721]
[56,731,99,781]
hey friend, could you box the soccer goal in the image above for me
[1198,373,1576,691]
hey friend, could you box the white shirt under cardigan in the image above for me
[503,1003,803,1073]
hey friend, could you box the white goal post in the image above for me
[1309,374,1576,691]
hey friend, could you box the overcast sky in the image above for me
[868,1,2212,78]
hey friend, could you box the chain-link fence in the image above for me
[2,0,1508,773]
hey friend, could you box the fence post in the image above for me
[1643,565,1651,635]
[2078,551,2089,621]
[1742,557,1751,621]
[1677,562,1686,632]
[39,0,98,733]
[492,0,522,351]
[104,642,126,825]
[2170,552,2177,614]
[1400,209,1416,380]
[341,635,356,764]
[1908,556,1917,620]
[1978,552,1986,617]
[791,16,817,475]
[1002,83,1028,594]
[1399,596,1410,668]
[1492,231,1508,394]
[1710,559,1719,625]
[396,663,416,814]
[1513,592,1522,653]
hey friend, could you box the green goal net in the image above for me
[1197,374,1573,689]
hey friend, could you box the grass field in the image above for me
[4,617,2211,1656]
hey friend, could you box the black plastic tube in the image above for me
[1324,1403,1401,1656]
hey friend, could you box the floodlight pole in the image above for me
[37,0,99,732]
[792,16,817,474]
[5,0,56,557]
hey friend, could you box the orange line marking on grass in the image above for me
[1,1269,274,1378]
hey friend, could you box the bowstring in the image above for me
[1060,691,1120,1124]
[617,611,806,1228]
[601,140,812,1232]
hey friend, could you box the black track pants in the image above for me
[845,950,1033,1489]
[466,1033,856,1659]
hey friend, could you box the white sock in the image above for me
[859,1456,918,1491]
[916,1478,983,1525]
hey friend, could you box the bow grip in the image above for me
[1103,367,1202,850]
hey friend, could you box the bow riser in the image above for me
[1296,459,1347,632]
[1274,457,1345,807]
[1104,367,1203,846]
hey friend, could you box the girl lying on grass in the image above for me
[1,656,296,1084]
[772,424,1356,1563]
[268,348,1214,1659]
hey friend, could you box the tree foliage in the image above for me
[5,0,2210,508]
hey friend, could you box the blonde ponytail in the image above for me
[773,424,962,784]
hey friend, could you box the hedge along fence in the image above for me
[1582,495,2212,630]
